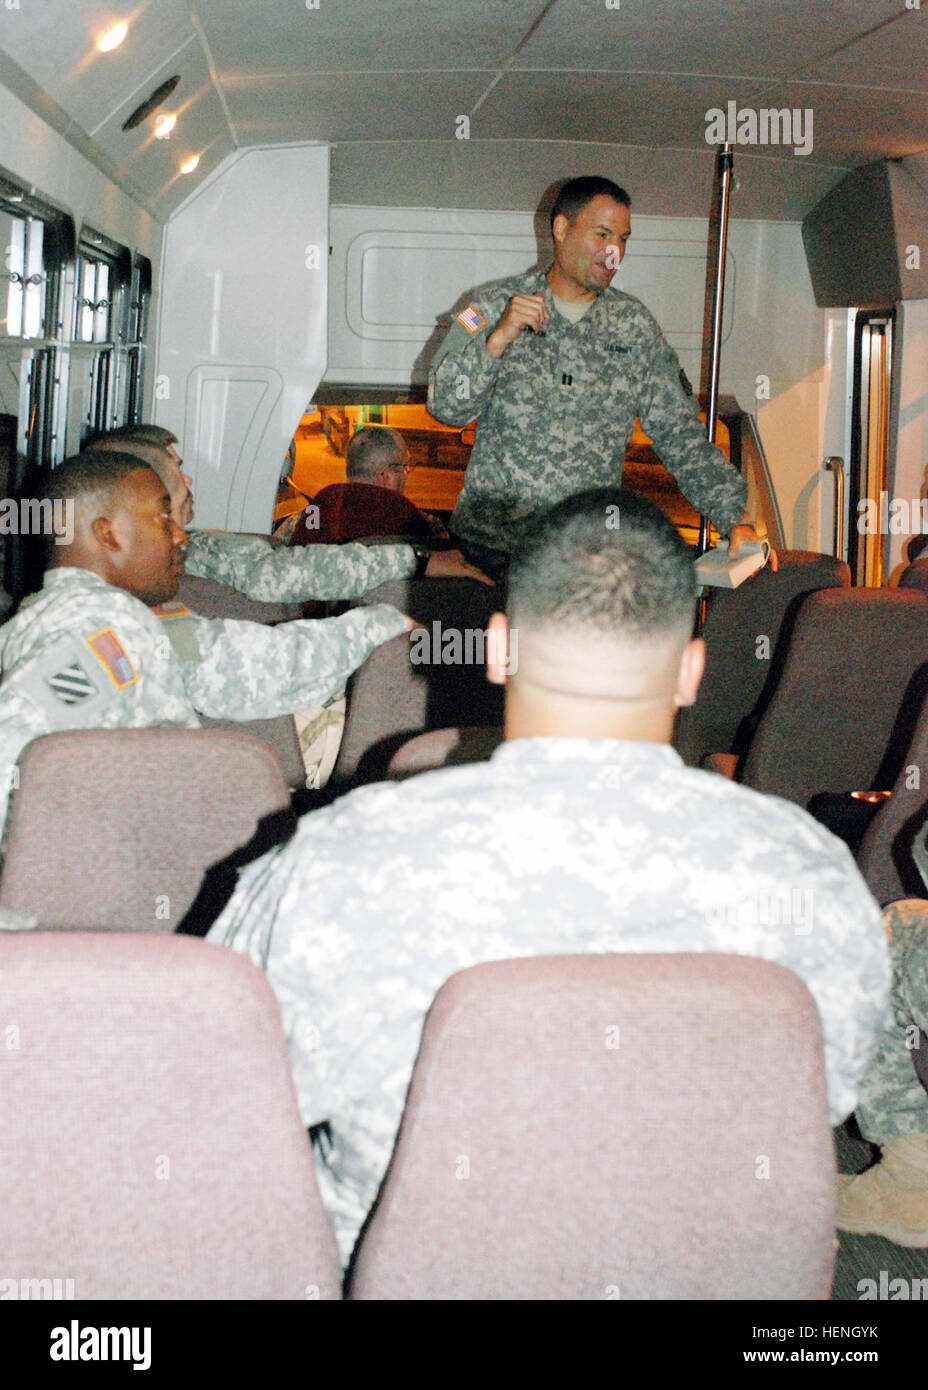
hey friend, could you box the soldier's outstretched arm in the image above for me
[636,322,747,538]
[184,529,421,602]
[181,604,411,720]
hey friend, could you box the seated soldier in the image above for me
[86,425,489,598]
[290,426,449,549]
[0,452,412,835]
[208,487,889,1267]
[838,898,928,1246]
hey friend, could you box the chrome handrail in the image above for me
[699,142,734,556]
[824,456,845,560]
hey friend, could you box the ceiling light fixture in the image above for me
[180,155,200,175]
[97,21,128,53]
[154,114,177,140]
[122,75,181,132]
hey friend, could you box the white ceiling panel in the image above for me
[0,0,926,224]
[0,0,195,135]
[89,40,235,217]
[329,139,846,222]
[802,8,928,91]
[221,71,490,144]
[515,0,907,77]
[751,83,928,165]
[622,145,847,222]
[148,129,235,218]
[473,72,810,153]
[195,0,545,75]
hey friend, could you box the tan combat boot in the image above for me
[838,1136,928,1246]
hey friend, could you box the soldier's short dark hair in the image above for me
[84,423,178,449]
[549,177,631,231]
[346,426,406,481]
[36,451,155,562]
[81,429,166,474]
[508,488,696,641]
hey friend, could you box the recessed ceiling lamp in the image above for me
[122,75,181,132]
[97,21,128,53]
[180,154,200,175]
[154,114,177,140]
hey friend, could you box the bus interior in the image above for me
[0,0,927,1333]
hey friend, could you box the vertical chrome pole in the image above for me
[699,142,734,555]
[824,456,845,561]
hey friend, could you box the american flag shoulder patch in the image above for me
[85,627,137,690]
[45,661,96,706]
[456,305,487,334]
[151,602,191,620]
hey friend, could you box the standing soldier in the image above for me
[428,175,761,575]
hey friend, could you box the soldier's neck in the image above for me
[546,264,596,304]
[503,685,676,745]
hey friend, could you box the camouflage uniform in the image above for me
[207,737,890,1266]
[428,268,748,554]
[0,567,408,835]
[184,529,418,602]
[856,899,928,1143]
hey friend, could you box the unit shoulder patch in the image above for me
[45,660,97,706]
[85,627,138,689]
[11,638,120,728]
[456,305,487,334]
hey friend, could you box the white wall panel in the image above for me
[154,145,328,531]
[328,204,832,549]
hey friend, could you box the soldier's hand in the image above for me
[425,550,494,586]
[728,524,778,573]
[486,293,548,357]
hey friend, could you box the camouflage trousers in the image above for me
[856,900,928,1143]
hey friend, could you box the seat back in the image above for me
[0,933,341,1299]
[330,578,503,787]
[198,713,307,788]
[387,726,505,778]
[740,587,928,805]
[0,728,292,931]
[348,954,836,1301]
[175,573,301,624]
[899,559,928,599]
[855,682,928,904]
[675,550,849,766]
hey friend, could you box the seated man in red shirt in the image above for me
[291,426,450,549]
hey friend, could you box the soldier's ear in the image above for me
[674,637,705,709]
[551,212,569,247]
[90,514,120,553]
[486,612,511,686]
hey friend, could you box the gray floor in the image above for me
[832,1121,928,1300]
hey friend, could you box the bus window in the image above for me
[71,228,131,444]
[0,175,74,597]
[126,254,152,425]
[0,177,71,469]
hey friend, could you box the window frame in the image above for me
[0,171,75,476]
[72,226,133,441]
